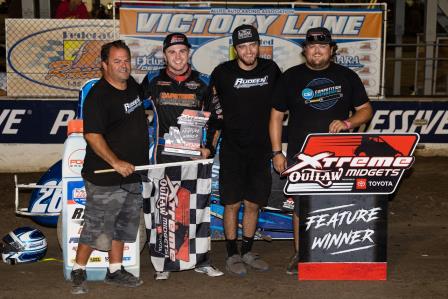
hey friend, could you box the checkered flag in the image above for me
[142,160,213,272]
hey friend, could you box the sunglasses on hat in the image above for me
[306,34,329,43]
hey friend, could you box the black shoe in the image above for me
[104,266,143,288]
[70,269,88,295]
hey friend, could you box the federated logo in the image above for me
[46,40,104,81]
[282,133,419,195]
[155,175,190,262]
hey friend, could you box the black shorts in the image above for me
[219,145,272,206]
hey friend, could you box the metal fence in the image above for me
[6,19,116,98]
[385,37,448,97]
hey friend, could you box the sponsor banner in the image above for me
[298,195,388,280]
[283,133,418,195]
[0,99,77,143]
[362,101,448,143]
[6,19,116,97]
[119,6,383,96]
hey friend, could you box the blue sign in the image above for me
[0,100,77,143]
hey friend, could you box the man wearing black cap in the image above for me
[201,24,281,276]
[140,32,223,280]
[269,27,373,275]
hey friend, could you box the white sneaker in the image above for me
[154,271,170,280]
[194,265,224,277]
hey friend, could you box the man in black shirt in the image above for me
[71,40,149,294]
[202,24,281,276]
[141,33,210,164]
[140,33,223,280]
[269,27,373,275]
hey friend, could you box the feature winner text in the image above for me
[305,205,381,255]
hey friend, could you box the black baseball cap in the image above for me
[302,27,335,46]
[232,24,260,47]
[163,33,191,51]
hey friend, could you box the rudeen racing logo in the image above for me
[282,133,419,195]
[233,76,268,89]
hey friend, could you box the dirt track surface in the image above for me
[0,157,447,299]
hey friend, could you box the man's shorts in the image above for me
[219,145,272,206]
[79,180,142,251]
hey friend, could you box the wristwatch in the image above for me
[272,150,283,158]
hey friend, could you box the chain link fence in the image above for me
[6,19,117,98]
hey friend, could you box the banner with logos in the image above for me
[119,5,383,96]
[282,133,419,196]
[6,19,116,97]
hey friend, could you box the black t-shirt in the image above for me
[273,62,369,158]
[82,77,149,186]
[140,68,208,138]
[208,58,281,151]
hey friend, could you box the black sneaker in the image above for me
[104,266,143,288]
[70,269,88,295]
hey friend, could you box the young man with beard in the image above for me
[71,40,148,294]
[201,24,281,276]
[269,27,373,275]
[140,33,223,280]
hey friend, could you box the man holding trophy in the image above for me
[140,33,223,280]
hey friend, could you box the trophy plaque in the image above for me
[162,109,210,158]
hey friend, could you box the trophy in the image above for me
[162,109,210,158]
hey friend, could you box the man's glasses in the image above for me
[306,34,329,43]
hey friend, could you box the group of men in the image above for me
[70,24,373,294]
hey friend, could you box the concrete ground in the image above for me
[0,157,447,299]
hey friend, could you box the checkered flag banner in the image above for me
[142,159,213,272]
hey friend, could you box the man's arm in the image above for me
[329,102,373,133]
[200,74,223,159]
[269,108,287,173]
[84,133,135,177]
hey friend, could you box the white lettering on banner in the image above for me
[367,110,448,135]
[50,110,75,135]
[169,14,193,32]
[323,16,349,34]
[299,16,324,34]
[209,15,233,33]
[192,14,213,33]
[306,205,381,255]
[284,15,365,35]
[0,109,26,134]
[135,13,366,35]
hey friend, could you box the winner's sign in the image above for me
[283,133,419,195]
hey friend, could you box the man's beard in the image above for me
[307,56,331,70]
[237,55,257,67]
